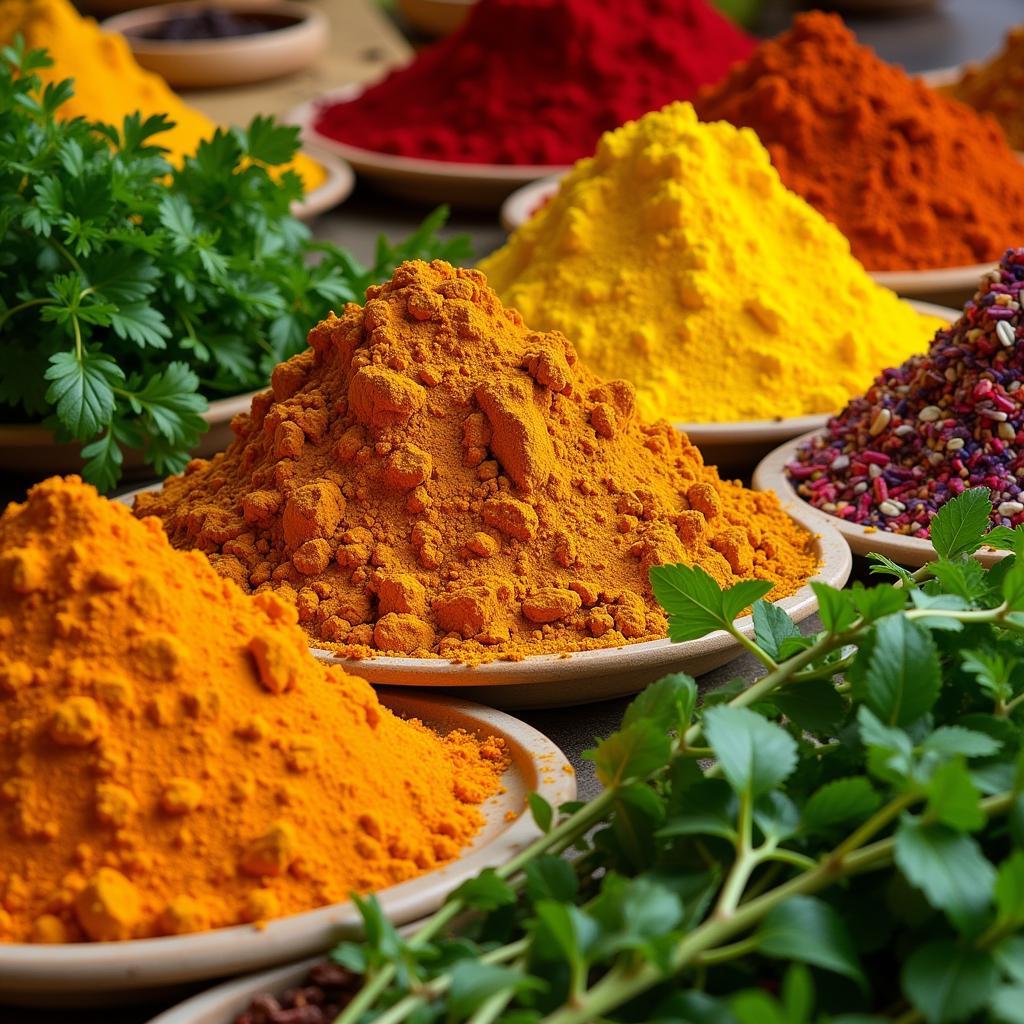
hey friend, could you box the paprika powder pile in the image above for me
[0,0,325,191]
[479,103,943,424]
[0,477,505,943]
[694,12,1024,271]
[942,27,1024,151]
[135,259,818,663]
[312,0,753,166]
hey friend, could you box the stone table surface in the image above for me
[1,0,1021,1018]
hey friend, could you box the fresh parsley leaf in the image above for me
[929,487,992,560]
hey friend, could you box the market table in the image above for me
[0,0,1018,1019]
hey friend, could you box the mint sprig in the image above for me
[286,490,1024,1024]
[0,39,472,489]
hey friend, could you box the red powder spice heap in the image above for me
[695,12,1024,271]
[314,0,754,166]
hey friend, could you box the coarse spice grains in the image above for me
[695,12,1024,271]
[135,260,818,662]
[0,477,505,943]
[788,250,1024,537]
[479,103,942,424]
[312,0,753,166]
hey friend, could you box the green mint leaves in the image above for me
[0,40,472,488]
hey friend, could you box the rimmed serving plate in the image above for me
[118,482,851,709]
[753,429,1006,569]
[292,147,355,221]
[286,86,570,208]
[0,691,574,1006]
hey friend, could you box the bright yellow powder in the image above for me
[479,103,943,424]
[0,0,325,192]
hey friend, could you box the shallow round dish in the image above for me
[102,1,328,90]
[287,87,570,208]
[753,430,1006,569]
[292,148,355,221]
[0,691,573,1007]
[117,481,850,709]
[500,172,563,231]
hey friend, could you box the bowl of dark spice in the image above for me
[102,1,327,89]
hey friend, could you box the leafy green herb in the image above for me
[295,491,1024,1024]
[0,40,471,488]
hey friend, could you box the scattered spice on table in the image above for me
[787,249,1024,537]
[0,0,325,190]
[0,477,506,942]
[479,103,942,424]
[942,26,1024,150]
[313,0,754,166]
[134,259,817,662]
[695,12,1024,271]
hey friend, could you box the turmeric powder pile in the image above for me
[135,259,818,663]
[479,102,943,424]
[0,477,505,943]
[0,0,325,191]
[942,27,1024,150]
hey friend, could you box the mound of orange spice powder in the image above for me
[695,12,1024,271]
[0,477,505,943]
[136,260,817,663]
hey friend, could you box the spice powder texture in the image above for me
[0,0,325,190]
[0,477,506,943]
[479,102,942,424]
[135,260,818,663]
[695,12,1024,271]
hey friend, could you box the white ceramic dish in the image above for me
[102,1,328,90]
[287,86,570,208]
[0,692,574,1006]
[753,429,1006,569]
[117,481,851,709]
[499,171,563,231]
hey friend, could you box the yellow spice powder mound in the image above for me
[0,476,506,943]
[135,259,818,663]
[0,0,325,191]
[478,102,944,424]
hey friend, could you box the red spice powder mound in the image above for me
[695,12,1024,271]
[314,0,754,166]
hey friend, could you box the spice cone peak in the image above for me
[138,260,817,662]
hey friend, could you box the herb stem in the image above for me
[0,295,47,332]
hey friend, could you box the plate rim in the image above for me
[0,691,574,994]
[752,428,1006,569]
[292,145,355,221]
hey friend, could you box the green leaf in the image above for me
[586,719,671,787]
[757,895,866,987]
[961,649,1015,703]
[109,302,170,348]
[126,362,206,445]
[994,851,1024,928]
[752,598,800,660]
[903,941,998,1023]
[926,759,985,831]
[772,678,847,733]
[849,582,908,621]
[528,792,553,833]
[1004,559,1024,611]
[532,899,598,968]
[447,962,540,1019]
[856,615,941,726]
[802,777,881,834]
[923,726,1002,759]
[894,820,995,930]
[703,705,798,799]
[589,874,683,962]
[930,487,992,559]
[43,349,124,438]
[868,552,915,584]
[858,706,914,784]
[659,778,738,841]
[927,558,987,603]
[811,581,858,633]
[524,855,577,904]
[992,985,1024,1023]
[448,869,515,911]
[649,563,772,642]
[242,114,301,166]
[753,790,799,843]
[622,673,697,733]
[80,426,123,493]
[995,935,1024,985]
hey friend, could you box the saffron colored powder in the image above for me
[314,0,754,166]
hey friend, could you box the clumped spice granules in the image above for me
[0,477,505,943]
[137,260,817,662]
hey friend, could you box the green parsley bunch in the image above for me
[302,489,1024,1024]
[0,38,471,490]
